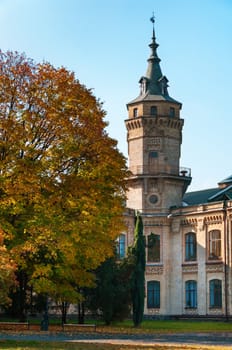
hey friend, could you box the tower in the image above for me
[124,18,232,319]
[125,20,191,214]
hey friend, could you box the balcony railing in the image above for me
[179,167,191,177]
[129,165,191,177]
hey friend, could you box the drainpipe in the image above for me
[223,200,229,321]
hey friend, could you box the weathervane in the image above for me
[150,12,155,26]
[150,12,155,37]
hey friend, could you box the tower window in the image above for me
[149,194,159,205]
[170,107,175,117]
[150,106,157,116]
[133,108,138,118]
[149,151,158,158]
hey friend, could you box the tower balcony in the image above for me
[129,165,191,178]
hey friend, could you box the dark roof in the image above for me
[127,92,181,106]
[208,184,232,201]
[218,175,232,186]
[128,27,181,107]
[183,184,232,206]
[183,188,219,205]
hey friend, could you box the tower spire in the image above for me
[127,16,181,105]
[144,14,167,96]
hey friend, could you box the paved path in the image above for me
[1,331,232,347]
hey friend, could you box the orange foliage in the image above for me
[0,50,129,305]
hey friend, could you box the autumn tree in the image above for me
[0,50,128,318]
[0,230,16,305]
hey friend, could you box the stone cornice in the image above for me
[125,115,183,132]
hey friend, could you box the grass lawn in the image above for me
[0,340,228,350]
[97,319,232,333]
[0,320,232,349]
[2,317,232,333]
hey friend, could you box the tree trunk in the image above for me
[61,301,69,325]
[18,270,28,322]
[78,302,85,324]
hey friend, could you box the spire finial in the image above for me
[150,12,155,36]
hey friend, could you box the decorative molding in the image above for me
[147,308,160,315]
[144,220,165,227]
[204,215,223,225]
[206,263,224,273]
[146,265,164,275]
[125,119,142,131]
[172,219,180,233]
[148,179,158,191]
[181,218,197,226]
[146,137,162,150]
[182,264,198,274]
[184,309,198,315]
[208,309,224,315]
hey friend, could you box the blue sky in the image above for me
[0,0,231,191]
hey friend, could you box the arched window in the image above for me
[150,106,157,116]
[185,280,197,308]
[147,233,160,262]
[147,281,160,308]
[210,279,222,308]
[209,230,221,260]
[185,232,197,261]
[133,108,138,118]
[117,234,126,259]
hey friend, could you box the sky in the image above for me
[0,0,231,191]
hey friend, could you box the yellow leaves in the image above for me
[0,229,17,305]
[0,49,129,302]
[32,264,52,280]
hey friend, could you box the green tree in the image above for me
[0,50,129,317]
[86,252,132,325]
[131,213,145,327]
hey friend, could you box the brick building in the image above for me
[121,22,232,318]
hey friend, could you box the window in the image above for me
[147,281,160,308]
[133,108,138,118]
[209,230,221,259]
[150,106,157,116]
[149,151,159,169]
[185,280,197,308]
[117,234,126,259]
[147,233,160,262]
[185,232,197,261]
[210,279,222,308]
[169,107,175,117]
[149,151,158,158]
[149,194,159,205]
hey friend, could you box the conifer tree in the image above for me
[131,213,145,327]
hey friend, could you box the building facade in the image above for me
[122,23,232,318]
